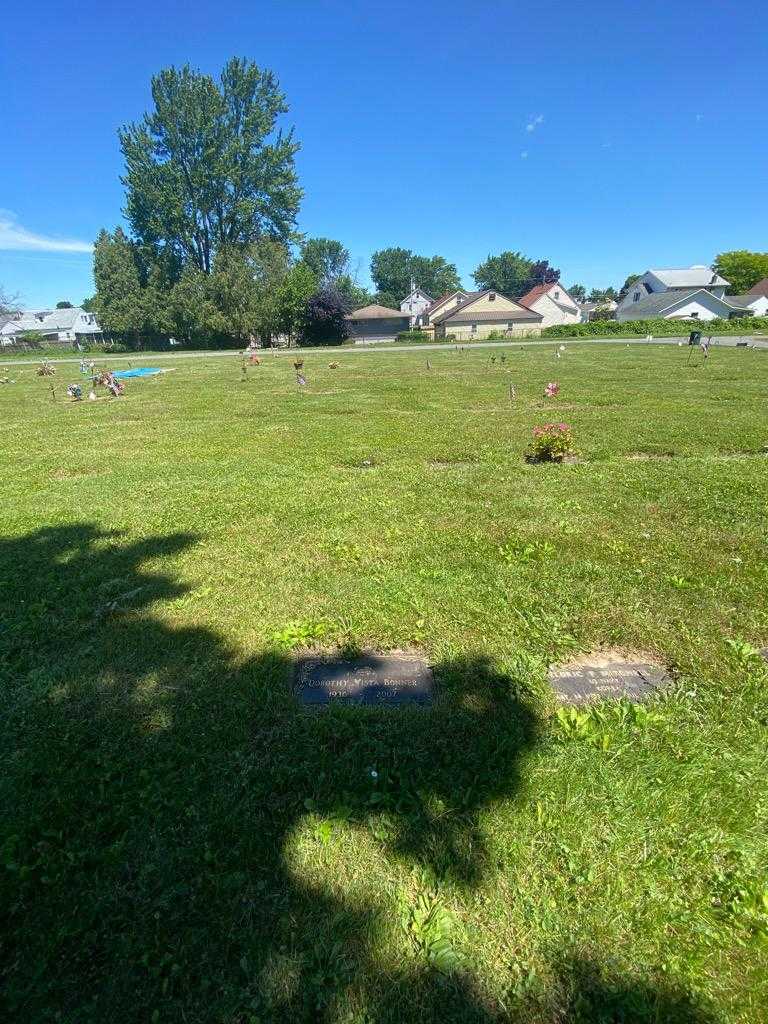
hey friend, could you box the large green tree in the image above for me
[203,238,292,341]
[587,286,618,303]
[334,276,372,311]
[472,251,534,296]
[298,238,371,310]
[712,251,768,293]
[370,248,461,303]
[273,263,317,338]
[167,267,215,344]
[300,238,350,286]
[119,58,302,275]
[92,228,146,338]
[370,291,399,310]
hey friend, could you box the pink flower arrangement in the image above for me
[532,423,570,437]
[526,422,576,463]
[544,381,560,398]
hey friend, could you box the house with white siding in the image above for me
[517,282,581,327]
[0,307,102,345]
[725,293,768,317]
[615,288,746,322]
[399,287,433,326]
[615,266,729,320]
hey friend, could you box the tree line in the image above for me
[85,57,768,347]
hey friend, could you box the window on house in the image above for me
[633,291,640,302]
[554,290,560,299]
[471,324,478,333]
[488,292,496,301]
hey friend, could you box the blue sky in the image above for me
[2,0,766,307]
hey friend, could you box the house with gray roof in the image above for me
[615,266,730,320]
[0,307,102,345]
[345,303,411,343]
[724,292,768,317]
[615,287,759,323]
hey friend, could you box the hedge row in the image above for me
[395,330,431,342]
[542,316,768,338]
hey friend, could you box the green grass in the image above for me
[1,345,767,1023]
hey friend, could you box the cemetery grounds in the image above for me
[1,343,767,1022]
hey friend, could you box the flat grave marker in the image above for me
[294,653,433,708]
[549,653,670,705]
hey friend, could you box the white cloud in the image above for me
[0,210,92,253]
[525,114,544,133]
[520,150,529,159]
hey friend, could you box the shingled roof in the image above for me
[747,277,768,297]
[518,282,578,315]
[346,304,410,320]
[619,288,735,318]
[432,290,542,325]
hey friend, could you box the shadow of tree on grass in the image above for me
[0,525,716,1023]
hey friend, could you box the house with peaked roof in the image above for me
[725,293,768,317]
[345,303,411,343]
[615,266,729,319]
[0,307,102,345]
[399,287,433,327]
[517,282,581,327]
[432,290,543,339]
[423,290,474,326]
[615,288,752,323]
[748,278,768,299]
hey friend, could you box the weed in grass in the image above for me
[401,889,462,974]
[271,620,331,651]
[668,574,697,590]
[499,538,555,565]
[555,701,663,752]
[333,541,365,563]
[724,637,766,672]
[710,851,768,945]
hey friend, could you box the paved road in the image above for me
[3,335,766,366]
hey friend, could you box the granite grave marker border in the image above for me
[294,652,434,708]
[549,654,671,705]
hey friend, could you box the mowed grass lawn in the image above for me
[1,345,767,1023]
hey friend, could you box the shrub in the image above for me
[542,316,768,339]
[298,288,350,347]
[396,330,430,342]
[525,423,576,463]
